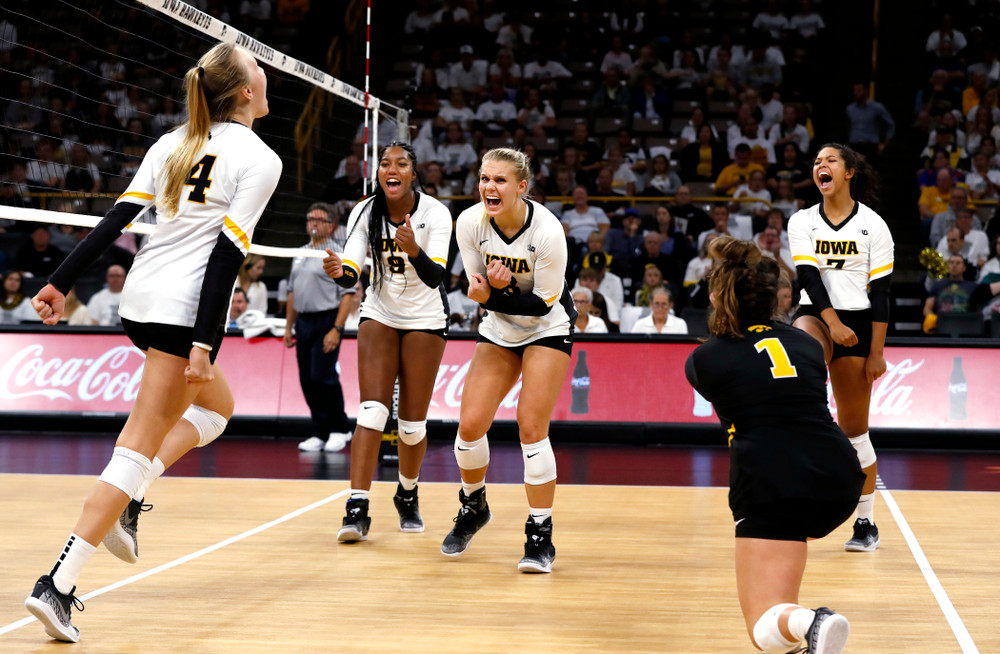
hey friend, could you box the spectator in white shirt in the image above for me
[600,35,633,74]
[562,186,611,243]
[495,12,533,51]
[472,82,518,136]
[436,121,479,179]
[630,287,688,334]
[523,49,572,93]
[26,140,66,190]
[572,287,608,334]
[977,234,1000,281]
[752,0,789,41]
[87,264,127,326]
[449,45,488,96]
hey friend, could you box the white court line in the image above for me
[0,488,350,638]
[877,476,979,654]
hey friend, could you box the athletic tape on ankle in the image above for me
[397,419,427,445]
[521,438,557,485]
[98,447,153,498]
[454,434,489,470]
[183,405,228,447]
[752,603,801,653]
[848,432,876,468]
[357,401,390,432]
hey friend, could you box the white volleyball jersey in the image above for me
[117,122,282,327]
[456,199,573,346]
[788,201,894,311]
[342,191,452,330]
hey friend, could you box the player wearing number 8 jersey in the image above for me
[686,236,863,654]
[24,43,280,642]
[322,142,452,541]
[788,143,894,553]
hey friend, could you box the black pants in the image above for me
[295,309,349,438]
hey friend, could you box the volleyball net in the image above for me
[0,0,407,265]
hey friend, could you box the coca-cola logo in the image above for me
[432,361,522,409]
[827,358,924,417]
[0,344,146,403]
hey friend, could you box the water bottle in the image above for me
[570,351,590,414]
[948,356,967,421]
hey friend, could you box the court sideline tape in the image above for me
[0,488,350,638]
[877,475,979,653]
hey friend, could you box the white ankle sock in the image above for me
[398,474,418,491]
[528,506,552,524]
[856,492,875,522]
[349,489,369,502]
[787,607,816,641]
[462,479,485,495]
[133,456,165,501]
[51,533,97,595]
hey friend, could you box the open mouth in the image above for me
[485,196,501,209]
[818,171,833,190]
[386,178,402,191]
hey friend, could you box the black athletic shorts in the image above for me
[793,305,873,361]
[122,318,223,364]
[358,316,447,339]
[734,498,857,542]
[477,332,573,356]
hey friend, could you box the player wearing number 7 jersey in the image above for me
[787,143,894,553]
[323,142,453,541]
[686,236,864,654]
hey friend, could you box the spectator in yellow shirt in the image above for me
[713,143,765,196]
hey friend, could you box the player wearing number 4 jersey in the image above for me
[442,148,576,573]
[788,143,894,553]
[24,43,280,642]
[323,142,452,541]
[686,236,864,654]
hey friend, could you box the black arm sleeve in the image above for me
[868,274,892,323]
[192,234,246,346]
[795,265,834,313]
[409,248,445,288]
[334,265,359,289]
[482,290,552,316]
[48,202,145,293]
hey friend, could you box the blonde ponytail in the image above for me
[159,43,250,218]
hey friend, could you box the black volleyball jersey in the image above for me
[685,322,863,510]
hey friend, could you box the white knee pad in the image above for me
[454,434,489,470]
[397,419,427,446]
[522,438,557,485]
[183,405,228,448]
[357,401,390,432]
[849,432,877,468]
[98,447,153,498]
[752,604,800,653]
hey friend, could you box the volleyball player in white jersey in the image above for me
[24,43,280,642]
[788,143,894,553]
[440,148,576,573]
[321,142,452,541]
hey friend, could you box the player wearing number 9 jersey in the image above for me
[686,236,863,654]
[25,43,280,642]
[323,142,453,541]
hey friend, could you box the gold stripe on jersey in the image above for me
[544,294,558,303]
[793,254,819,264]
[224,216,250,251]
[869,262,893,277]
[432,257,448,265]
[120,191,154,201]
[342,258,362,274]
[485,253,531,273]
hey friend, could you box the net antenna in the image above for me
[132,0,408,197]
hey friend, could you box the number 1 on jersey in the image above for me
[185,154,217,204]
[754,337,798,379]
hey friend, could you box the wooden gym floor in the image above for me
[0,434,997,652]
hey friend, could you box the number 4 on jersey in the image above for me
[185,155,217,204]
[754,337,798,379]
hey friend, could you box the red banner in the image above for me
[0,332,996,430]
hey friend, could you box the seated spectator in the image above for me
[630,75,669,121]
[768,104,810,154]
[605,147,637,196]
[930,193,981,246]
[916,148,954,188]
[494,11,533,53]
[600,35,633,74]
[732,169,772,219]
[472,82,519,137]
[643,154,682,197]
[562,185,610,243]
[787,0,826,46]
[591,68,631,122]
[919,167,958,225]
[926,12,966,56]
[323,154,364,209]
[59,288,94,326]
[577,267,620,325]
[1,270,38,324]
[671,185,713,241]
[774,273,797,324]
[522,142,549,191]
[630,232,683,297]
[25,139,66,191]
[728,114,776,166]
[591,169,630,214]
[704,46,743,102]
[679,124,728,183]
[924,254,978,331]
[238,254,269,315]
[654,203,692,263]
[697,203,742,252]
[229,287,248,328]
[448,44,488,96]
[936,218,990,270]
[604,208,645,275]
[743,37,783,90]
[770,178,804,218]
[752,0,789,42]
[522,47,572,93]
[64,143,103,195]
[758,224,797,280]
[516,86,555,137]
[546,166,577,203]
[964,151,1000,199]
[488,47,522,88]
[684,233,718,308]
[14,224,66,277]
[714,144,765,196]
[588,291,618,333]
[630,287,688,334]
[437,121,479,179]
[754,208,791,250]
[757,84,784,132]
[410,68,445,120]
[562,122,605,174]
[629,45,669,86]
[582,249,626,312]
[978,234,1000,281]
[447,275,480,332]
[87,264,127,326]
[964,103,996,156]
[677,106,720,150]
[436,87,476,132]
[572,287,609,334]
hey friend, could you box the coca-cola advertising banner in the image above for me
[0,333,995,430]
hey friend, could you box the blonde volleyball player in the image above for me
[321,142,453,541]
[25,43,281,642]
[789,143,894,552]
[440,148,576,573]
